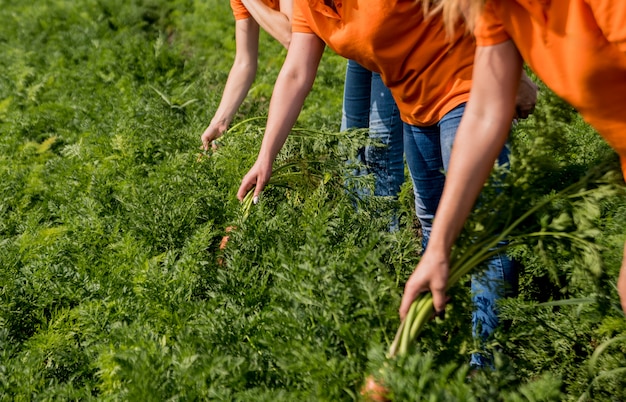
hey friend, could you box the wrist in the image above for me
[210,117,229,134]
[255,152,275,170]
[422,234,454,261]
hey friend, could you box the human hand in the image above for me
[237,158,273,202]
[399,249,450,320]
[515,73,538,119]
[200,122,226,152]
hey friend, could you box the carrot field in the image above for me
[0,1,625,400]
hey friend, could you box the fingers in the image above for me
[251,174,269,204]
[197,138,221,163]
[399,282,448,321]
[200,132,213,152]
[430,286,448,317]
[200,125,224,151]
[237,174,256,201]
[237,170,269,202]
[399,285,421,321]
[429,270,448,317]
[253,179,265,200]
[399,257,450,320]
[399,269,427,320]
[200,138,221,152]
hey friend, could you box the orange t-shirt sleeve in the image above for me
[584,0,626,53]
[230,0,251,20]
[292,0,314,34]
[474,1,511,47]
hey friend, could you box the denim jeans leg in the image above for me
[469,249,516,368]
[366,72,404,198]
[342,60,372,198]
[403,121,446,245]
[342,60,371,132]
[342,60,404,231]
[467,153,515,368]
[403,104,466,244]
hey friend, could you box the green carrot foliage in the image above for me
[0,1,624,401]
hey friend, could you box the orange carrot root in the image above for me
[360,376,390,402]
[217,226,238,266]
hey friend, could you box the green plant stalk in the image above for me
[239,159,334,221]
[577,367,626,402]
[407,295,433,346]
[388,315,407,357]
[390,297,418,357]
[588,335,626,376]
[227,116,267,133]
[408,295,432,336]
[241,189,255,220]
[534,297,596,308]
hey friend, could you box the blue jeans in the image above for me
[341,60,404,200]
[403,103,517,368]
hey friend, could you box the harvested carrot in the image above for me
[360,375,390,402]
[217,226,237,266]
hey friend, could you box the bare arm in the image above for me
[201,18,260,150]
[399,40,524,319]
[237,32,326,201]
[242,0,293,49]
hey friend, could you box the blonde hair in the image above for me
[419,0,486,34]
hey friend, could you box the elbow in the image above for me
[233,58,258,76]
[280,33,292,50]
[280,67,315,95]
[466,106,512,134]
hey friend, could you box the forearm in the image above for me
[236,33,324,201]
[257,52,319,164]
[426,41,523,255]
[241,0,292,48]
[426,113,512,254]
[210,61,257,132]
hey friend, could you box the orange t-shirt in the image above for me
[475,0,626,173]
[231,0,280,20]
[292,0,475,126]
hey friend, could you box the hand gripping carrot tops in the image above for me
[237,0,537,368]
[199,0,293,152]
[399,0,626,320]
